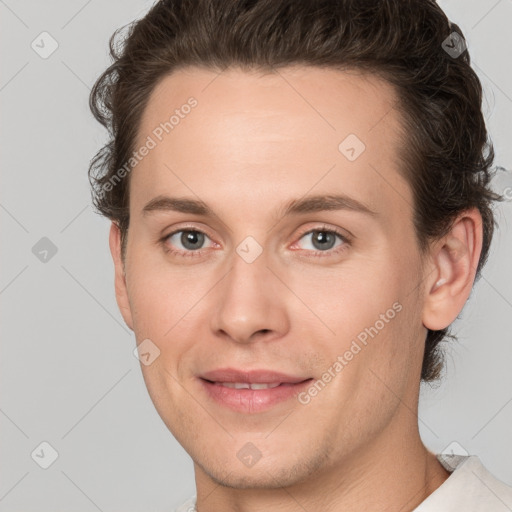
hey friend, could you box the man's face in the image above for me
[117,66,429,489]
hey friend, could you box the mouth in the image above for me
[207,381,283,389]
[198,368,314,413]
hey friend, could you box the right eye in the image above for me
[161,228,216,257]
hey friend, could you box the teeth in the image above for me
[250,382,281,389]
[219,382,281,389]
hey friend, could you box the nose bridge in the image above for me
[210,237,288,343]
[228,238,269,297]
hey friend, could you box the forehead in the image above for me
[131,65,412,224]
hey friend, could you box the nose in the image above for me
[209,245,290,345]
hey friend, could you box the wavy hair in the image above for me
[88,0,502,381]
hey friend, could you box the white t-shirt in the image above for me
[174,455,512,511]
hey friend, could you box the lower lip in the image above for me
[199,378,314,413]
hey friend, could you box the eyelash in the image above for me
[160,224,350,259]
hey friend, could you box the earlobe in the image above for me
[422,209,483,331]
[109,222,134,331]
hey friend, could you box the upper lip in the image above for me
[200,368,311,384]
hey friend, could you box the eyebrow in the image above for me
[142,193,378,219]
[142,194,377,218]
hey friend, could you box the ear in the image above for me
[109,222,134,331]
[422,208,483,331]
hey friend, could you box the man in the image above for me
[88,0,512,510]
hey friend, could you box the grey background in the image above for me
[1,0,511,510]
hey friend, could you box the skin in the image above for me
[109,66,482,511]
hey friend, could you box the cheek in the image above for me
[126,274,169,336]
[296,258,401,335]
[125,252,205,337]
[125,255,218,383]
[299,254,416,382]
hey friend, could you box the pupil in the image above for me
[313,231,335,250]
[182,231,204,250]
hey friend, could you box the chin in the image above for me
[203,466,298,490]
[196,452,327,490]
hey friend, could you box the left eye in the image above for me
[295,229,345,252]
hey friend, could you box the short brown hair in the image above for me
[88,0,502,381]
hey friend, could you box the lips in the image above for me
[198,368,313,413]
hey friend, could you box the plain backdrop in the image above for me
[1,0,511,510]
